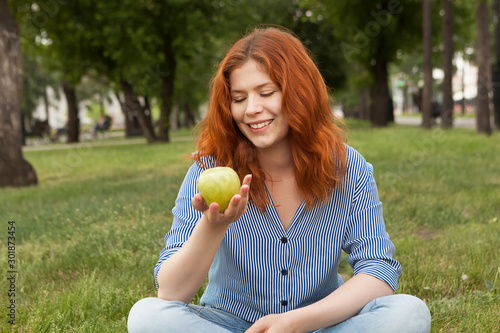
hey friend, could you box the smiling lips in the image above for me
[249,120,272,129]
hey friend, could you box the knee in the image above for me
[127,297,161,333]
[127,297,190,333]
[392,294,431,333]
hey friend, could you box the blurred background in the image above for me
[2,0,499,151]
[1,2,499,332]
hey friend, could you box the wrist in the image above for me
[198,214,231,234]
[282,310,309,333]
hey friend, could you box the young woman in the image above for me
[128,27,431,333]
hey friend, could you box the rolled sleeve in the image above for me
[343,157,402,292]
[153,162,205,290]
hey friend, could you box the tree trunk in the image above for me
[402,84,408,114]
[143,95,155,134]
[21,111,26,146]
[43,86,51,128]
[422,0,433,129]
[157,42,176,142]
[116,92,142,137]
[99,92,105,116]
[493,66,500,129]
[370,46,390,127]
[120,80,157,143]
[184,102,195,128]
[359,89,370,121]
[0,0,37,187]
[115,92,133,137]
[461,63,466,115]
[441,0,454,128]
[62,81,80,143]
[475,0,492,135]
[493,0,500,129]
[170,104,179,131]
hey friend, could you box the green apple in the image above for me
[198,167,241,213]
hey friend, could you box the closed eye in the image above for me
[233,97,246,103]
[232,91,275,103]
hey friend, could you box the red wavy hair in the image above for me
[194,26,347,212]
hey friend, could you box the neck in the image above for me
[256,142,294,180]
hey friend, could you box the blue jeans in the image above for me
[128,294,431,333]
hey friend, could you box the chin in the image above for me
[252,141,274,150]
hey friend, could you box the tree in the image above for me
[17,20,62,142]
[475,0,493,135]
[441,0,454,128]
[71,0,234,143]
[0,0,37,187]
[61,81,80,142]
[11,0,95,143]
[422,0,434,129]
[20,53,59,144]
[292,2,347,90]
[450,0,476,116]
[493,0,500,129]
[11,0,320,145]
[324,0,423,126]
[21,55,53,125]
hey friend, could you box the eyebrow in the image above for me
[230,82,276,93]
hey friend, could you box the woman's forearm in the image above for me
[156,215,229,303]
[157,176,251,303]
[285,273,394,332]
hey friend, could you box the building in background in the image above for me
[31,87,125,131]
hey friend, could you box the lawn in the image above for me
[1,124,499,332]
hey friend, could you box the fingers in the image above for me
[206,202,221,222]
[241,174,252,201]
[227,174,252,215]
[242,174,253,186]
[191,193,208,212]
[193,174,252,224]
[245,320,266,333]
[240,174,252,198]
[223,194,243,218]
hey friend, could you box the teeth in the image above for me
[249,120,272,129]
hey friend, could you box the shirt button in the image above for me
[281,269,288,276]
[280,237,288,244]
[280,300,288,306]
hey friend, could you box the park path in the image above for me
[23,134,193,152]
[394,115,475,129]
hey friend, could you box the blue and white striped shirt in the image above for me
[154,145,402,322]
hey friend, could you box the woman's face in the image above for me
[229,60,290,152]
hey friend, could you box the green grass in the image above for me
[1,125,499,332]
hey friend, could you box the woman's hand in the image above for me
[246,274,394,333]
[246,313,302,333]
[157,174,252,303]
[192,174,252,226]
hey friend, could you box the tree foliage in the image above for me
[7,0,488,135]
[317,0,423,126]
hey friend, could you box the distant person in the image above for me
[92,114,111,138]
[52,120,68,141]
[128,27,431,333]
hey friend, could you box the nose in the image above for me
[245,95,264,116]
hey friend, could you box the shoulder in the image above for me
[345,145,370,174]
[191,152,217,170]
[341,144,375,191]
[178,154,216,188]
[185,153,217,178]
